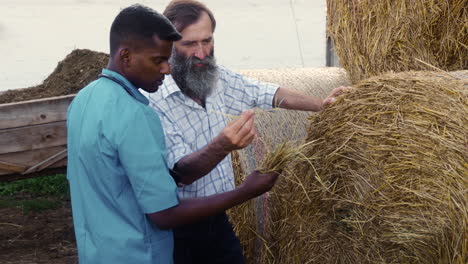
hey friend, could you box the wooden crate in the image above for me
[0,94,75,181]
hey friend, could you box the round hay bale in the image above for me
[240,67,350,99]
[264,70,467,263]
[236,67,351,164]
[229,150,258,262]
[327,0,468,83]
[227,67,351,263]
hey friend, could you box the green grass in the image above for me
[0,198,60,213]
[0,174,69,212]
[0,174,69,197]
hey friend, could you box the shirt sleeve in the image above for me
[117,107,179,214]
[222,67,280,116]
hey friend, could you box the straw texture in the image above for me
[227,67,350,263]
[260,70,467,264]
[327,0,468,83]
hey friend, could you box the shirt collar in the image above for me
[101,69,150,105]
[159,74,225,110]
[160,75,182,99]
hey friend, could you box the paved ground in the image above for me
[0,0,327,91]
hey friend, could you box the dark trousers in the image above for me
[173,212,245,264]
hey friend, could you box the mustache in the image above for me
[169,49,219,100]
[187,55,215,67]
[169,46,216,69]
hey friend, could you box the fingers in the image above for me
[242,170,280,197]
[257,170,280,192]
[332,86,352,96]
[331,86,343,97]
[226,110,254,133]
[323,86,353,107]
[323,97,336,107]
[228,110,256,144]
[265,171,280,184]
[236,114,256,146]
[219,110,257,151]
[330,86,344,96]
[322,96,334,107]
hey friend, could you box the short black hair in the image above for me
[109,4,182,55]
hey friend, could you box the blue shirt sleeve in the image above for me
[117,107,179,214]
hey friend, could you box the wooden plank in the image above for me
[0,121,67,154]
[0,160,67,177]
[23,149,67,174]
[0,161,27,173]
[0,94,75,129]
[0,146,66,166]
[0,146,67,176]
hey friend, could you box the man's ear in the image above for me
[119,48,131,67]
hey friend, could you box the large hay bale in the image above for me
[327,0,468,83]
[263,70,467,263]
[228,67,351,263]
[237,67,351,156]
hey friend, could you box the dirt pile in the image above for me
[0,49,109,104]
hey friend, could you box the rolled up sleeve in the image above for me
[222,68,279,115]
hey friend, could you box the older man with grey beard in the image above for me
[145,0,347,263]
[169,46,219,101]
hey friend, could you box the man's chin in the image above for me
[142,85,160,94]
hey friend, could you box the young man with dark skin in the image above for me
[66,4,278,264]
[145,1,349,263]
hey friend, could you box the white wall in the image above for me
[0,0,327,91]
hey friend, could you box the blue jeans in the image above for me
[173,212,245,264]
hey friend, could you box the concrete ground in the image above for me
[0,0,327,91]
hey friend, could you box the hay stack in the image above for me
[263,71,467,263]
[327,0,468,83]
[228,67,350,263]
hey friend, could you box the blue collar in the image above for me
[100,69,150,105]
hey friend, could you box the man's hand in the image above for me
[239,170,280,198]
[149,169,280,230]
[214,110,256,153]
[172,110,256,185]
[322,86,352,107]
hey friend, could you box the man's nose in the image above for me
[160,61,171,75]
[193,44,207,60]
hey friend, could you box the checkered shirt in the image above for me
[146,66,279,199]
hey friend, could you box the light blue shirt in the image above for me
[67,69,179,264]
[145,66,279,199]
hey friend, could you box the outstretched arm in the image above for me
[273,86,349,111]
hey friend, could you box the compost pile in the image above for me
[0,49,109,104]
